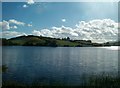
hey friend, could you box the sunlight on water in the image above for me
[100,46,119,51]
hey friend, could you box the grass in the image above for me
[56,40,79,47]
[2,74,120,88]
[82,74,120,88]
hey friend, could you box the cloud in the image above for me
[1,31,27,38]
[0,19,31,30]
[32,19,118,43]
[28,24,32,27]
[0,20,10,30]
[23,4,28,8]
[11,26,17,29]
[22,0,35,8]
[9,19,25,26]
[74,19,118,42]
[1,19,118,43]
[27,0,35,5]
[62,19,66,22]
[0,20,18,30]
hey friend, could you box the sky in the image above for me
[0,1,119,43]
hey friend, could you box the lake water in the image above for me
[2,46,118,85]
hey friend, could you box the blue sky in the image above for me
[3,2,118,28]
[1,2,118,42]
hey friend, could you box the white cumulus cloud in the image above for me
[0,20,10,30]
[27,0,35,5]
[11,26,18,29]
[9,19,25,26]
[1,31,27,38]
[0,19,31,30]
[28,24,32,27]
[32,19,119,43]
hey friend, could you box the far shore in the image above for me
[1,35,119,47]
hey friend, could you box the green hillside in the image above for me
[1,35,119,47]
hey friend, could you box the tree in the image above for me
[67,37,70,41]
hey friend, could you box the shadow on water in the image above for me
[0,65,8,73]
[2,73,120,88]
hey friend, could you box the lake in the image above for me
[2,46,118,85]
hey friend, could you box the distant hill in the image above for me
[103,41,120,46]
[0,35,119,47]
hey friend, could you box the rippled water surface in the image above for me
[2,46,118,85]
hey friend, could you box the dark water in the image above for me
[2,46,118,85]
